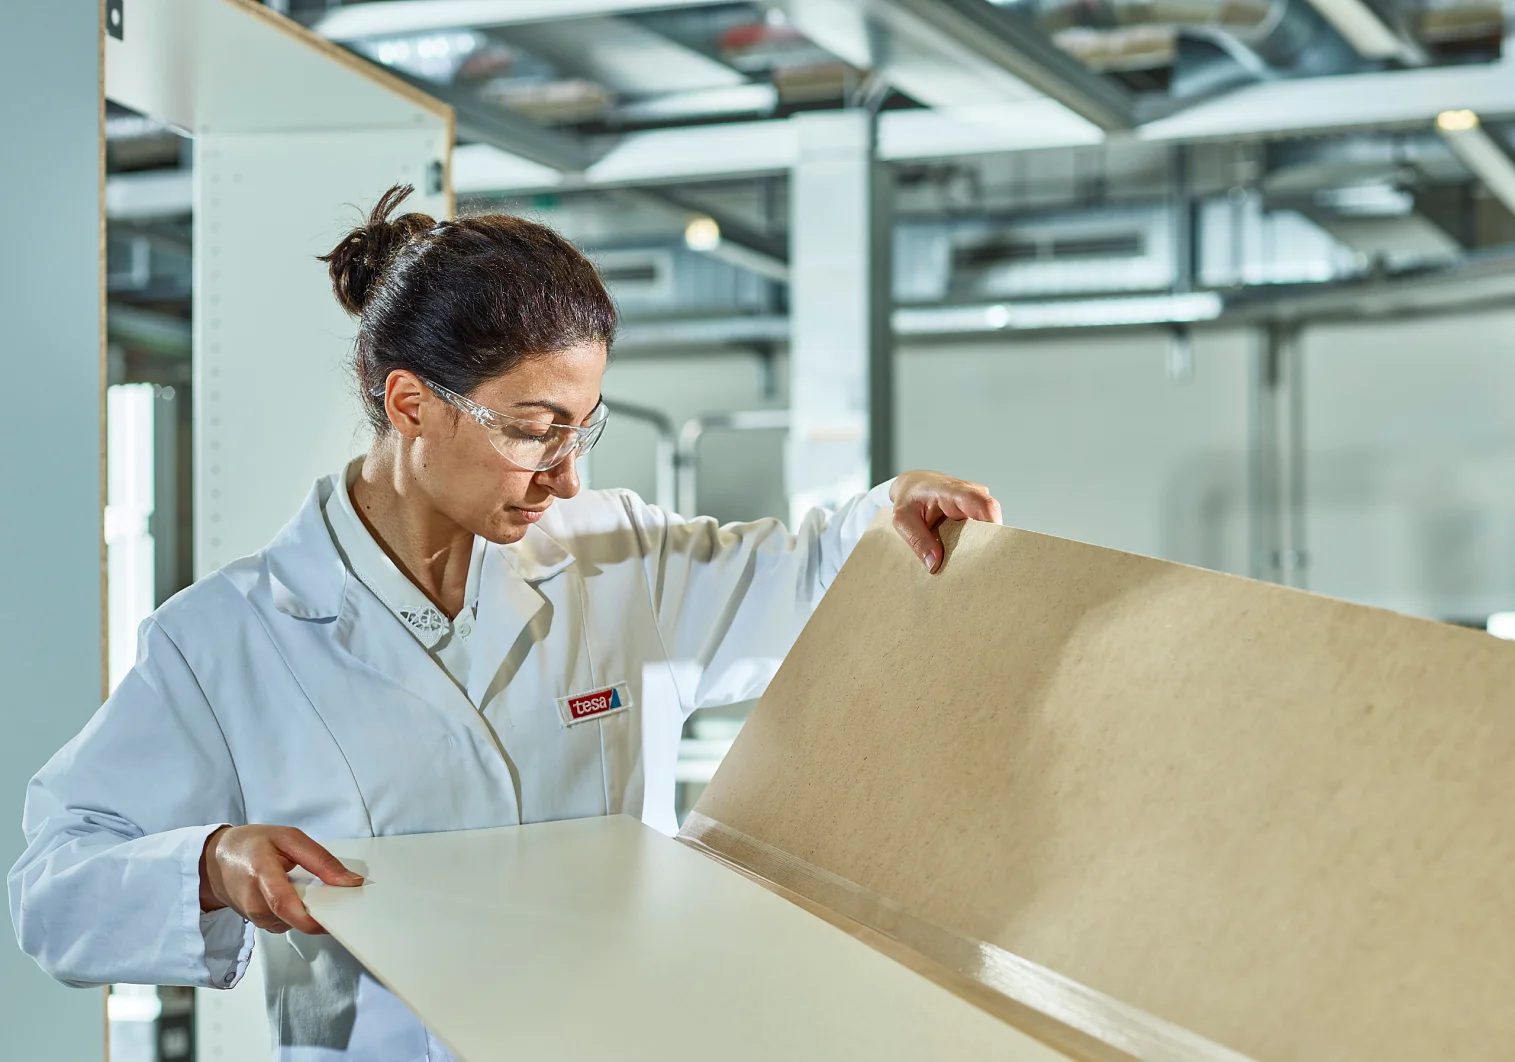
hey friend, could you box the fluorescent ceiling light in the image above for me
[1301,0,1418,60]
[894,292,1224,334]
[1435,109,1515,217]
[616,84,778,124]
[313,0,734,41]
[1314,182,1414,217]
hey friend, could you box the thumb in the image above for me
[277,831,363,887]
[893,505,941,573]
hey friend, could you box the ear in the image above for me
[383,371,428,440]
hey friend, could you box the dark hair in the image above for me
[319,184,617,432]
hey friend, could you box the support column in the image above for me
[1167,145,1198,383]
[0,4,106,1058]
[787,110,893,522]
[1249,321,1309,587]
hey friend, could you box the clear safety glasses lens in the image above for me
[484,407,607,472]
[412,380,609,472]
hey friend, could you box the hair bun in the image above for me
[319,184,437,316]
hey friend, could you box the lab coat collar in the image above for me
[266,477,350,621]
[499,523,575,584]
[264,474,576,621]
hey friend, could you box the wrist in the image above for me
[199,825,231,913]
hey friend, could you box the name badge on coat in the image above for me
[556,682,632,727]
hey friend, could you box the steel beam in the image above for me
[440,62,1515,196]
[651,187,788,262]
[868,0,1134,130]
[311,0,737,40]
[384,67,596,171]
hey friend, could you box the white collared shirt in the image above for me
[323,460,486,697]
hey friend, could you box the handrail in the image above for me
[675,410,791,517]
[602,398,677,513]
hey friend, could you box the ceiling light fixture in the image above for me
[683,217,722,252]
[893,292,1225,335]
[683,217,789,283]
[1435,109,1515,217]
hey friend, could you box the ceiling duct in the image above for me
[1010,0,1371,94]
[778,0,1134,129]
[952,207,1173,297]
[1260,134,1466,270]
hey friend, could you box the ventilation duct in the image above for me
[1001,0,1370,93]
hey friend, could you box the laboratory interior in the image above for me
[7,1,1515,1060]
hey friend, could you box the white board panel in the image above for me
[304,817,1069,1062]
[195,128,450,573]
[106,0,448,134]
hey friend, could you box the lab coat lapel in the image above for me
[465,527,575,707]
[330,581,503,752]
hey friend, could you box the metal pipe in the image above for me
[1248,321,1307,586]
[675,410,791,518]
[602,399,677,513]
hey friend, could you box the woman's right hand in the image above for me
[199,825,364,935]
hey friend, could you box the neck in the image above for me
[349,440,475,618]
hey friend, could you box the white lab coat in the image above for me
[9,472,892,1061]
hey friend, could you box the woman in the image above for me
[9,186,1001,1061]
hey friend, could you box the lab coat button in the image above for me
[458,622,473,638]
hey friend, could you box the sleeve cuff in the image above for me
[179,823,255,989]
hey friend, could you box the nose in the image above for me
[538,451,581,499]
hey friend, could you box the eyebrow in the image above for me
[510,396,604,423]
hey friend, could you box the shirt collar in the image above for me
[324,460,474,649]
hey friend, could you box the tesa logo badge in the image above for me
[558,684,631,727]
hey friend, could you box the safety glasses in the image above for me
[372,380,609,471]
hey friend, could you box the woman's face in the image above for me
[397,341,608,544]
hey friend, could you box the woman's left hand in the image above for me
[889,471,1002,574]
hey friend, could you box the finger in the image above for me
[260,873,328,937]
[938,486,1000,525]
[274,830,363,887]
[243,899,292,935]
[893,505,943,574]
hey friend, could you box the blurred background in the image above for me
[76,0,1515,1056]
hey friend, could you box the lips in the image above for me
[515,507,549,523]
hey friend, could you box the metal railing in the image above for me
[602,398,677,513]
[675,410,791,518]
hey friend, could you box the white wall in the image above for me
[897,330,1253,574]
[1303,307,1515,619]
[1,5,107,1059]
[597,309,1515,623]
[599,352,789,523]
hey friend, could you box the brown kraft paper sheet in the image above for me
[685,514,1515,1062]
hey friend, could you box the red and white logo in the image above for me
[557,683,631,727]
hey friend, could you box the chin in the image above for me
[482,505,547,545]
[484,521,530,546]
